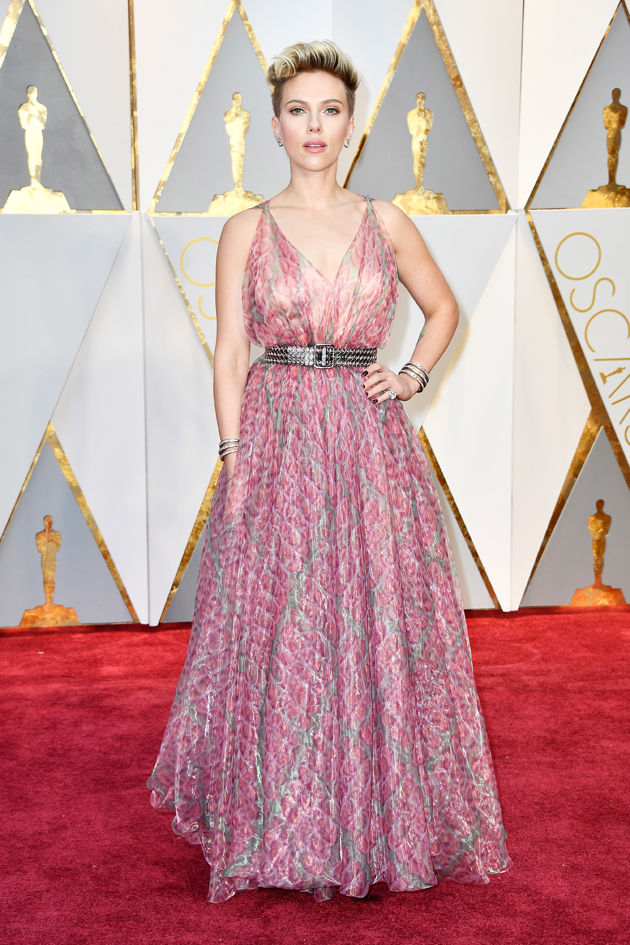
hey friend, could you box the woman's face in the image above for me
[271,70,354,173]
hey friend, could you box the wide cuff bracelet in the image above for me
[399,361,430,394]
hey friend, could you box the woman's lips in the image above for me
[304,140,326,152]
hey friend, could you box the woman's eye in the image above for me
[324,108,340,114]
[290,107,305,114]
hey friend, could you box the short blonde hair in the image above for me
[267,41,359,117]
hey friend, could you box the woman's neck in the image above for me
[278,161,352,210]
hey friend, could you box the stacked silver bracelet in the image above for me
[399,361,430,394]
[219,437,239,459]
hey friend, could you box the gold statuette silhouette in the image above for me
[582,88,630,209]
[570,500,627,607]
[2,86,72,214]
[19,516,80,627]
[208,92,263,216]
[393,93,450,216]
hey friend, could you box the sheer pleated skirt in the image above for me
[148,362,511,902]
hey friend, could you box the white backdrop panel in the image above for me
[153,215,264,362]
[424,226,516,609]
[433,0,523,209]
[381,214,516,432]
[519,0,619,208]
[35,0,132,209]
[0,214,129,538]
[52,213,148,623]
[142,214,217,624]
[434,480,494,610]
[511,211,591,608]
[533,208,630,469]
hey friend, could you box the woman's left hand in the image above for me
[362,361,419,404]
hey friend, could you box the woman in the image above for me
[148,41,511,903]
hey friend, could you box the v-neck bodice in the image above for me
[242,195,399,348]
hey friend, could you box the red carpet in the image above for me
[1,611,628,945]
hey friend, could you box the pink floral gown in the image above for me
[148,195,511,902]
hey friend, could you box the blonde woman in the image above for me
[149,41,511,902]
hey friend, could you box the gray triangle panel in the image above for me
[522,429,630,606]
[162,525,206,623]
[531,10,630,209]
[349,10,499,210]
[157,13,286,212]
[0,2,122,210]
[0,442,131,627]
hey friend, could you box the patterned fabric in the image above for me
[148,196,512,903]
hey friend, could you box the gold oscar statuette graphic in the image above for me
[393,92,451,216]
[582,88,630,209]
[19,516,80,627]
[208,92,263,216]
[2,86,72,214]
[570,500,627,607]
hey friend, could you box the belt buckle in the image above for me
[313,343,335,368]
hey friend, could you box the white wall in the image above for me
[1,0,628,622]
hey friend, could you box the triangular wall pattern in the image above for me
[532,207,630,474]
[142,214,217,624]
[0,0,122,210]
[154,214,267,356]
[0,213,130,537]
[347,2,504,210]
[423,224,516,609]
[153,3,283,213]
[511,211,592,609]
[522,428,630,605]
[381,214,516,432]
[0,438,132,627]
[433,475,495,611]
[530,2,630,209]
[52,214,148,624]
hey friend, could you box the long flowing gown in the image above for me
[148,195,512,902]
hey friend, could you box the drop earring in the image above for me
[277,138,283,147]
[344,139,351,149]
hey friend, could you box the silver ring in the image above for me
[387,388,397,400]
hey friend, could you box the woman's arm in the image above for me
[363,200,459,404]
[213,208,261,486]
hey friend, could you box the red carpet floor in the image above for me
[1,610,628,945]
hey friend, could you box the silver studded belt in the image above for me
[262,344,377,369]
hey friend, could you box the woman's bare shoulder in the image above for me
[219,205,265,248]
[370,199,426,250]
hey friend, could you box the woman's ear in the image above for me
[271,115,280,139]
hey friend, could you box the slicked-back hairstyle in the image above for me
[267,41,359,117]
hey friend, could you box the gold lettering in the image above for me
[609,372,630,396]
[584,309,630,352]
[180,237,218,287]
[198,295,215,320]
[555,232,601,281]
[600,366,625,384]
[570,277,615,312]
